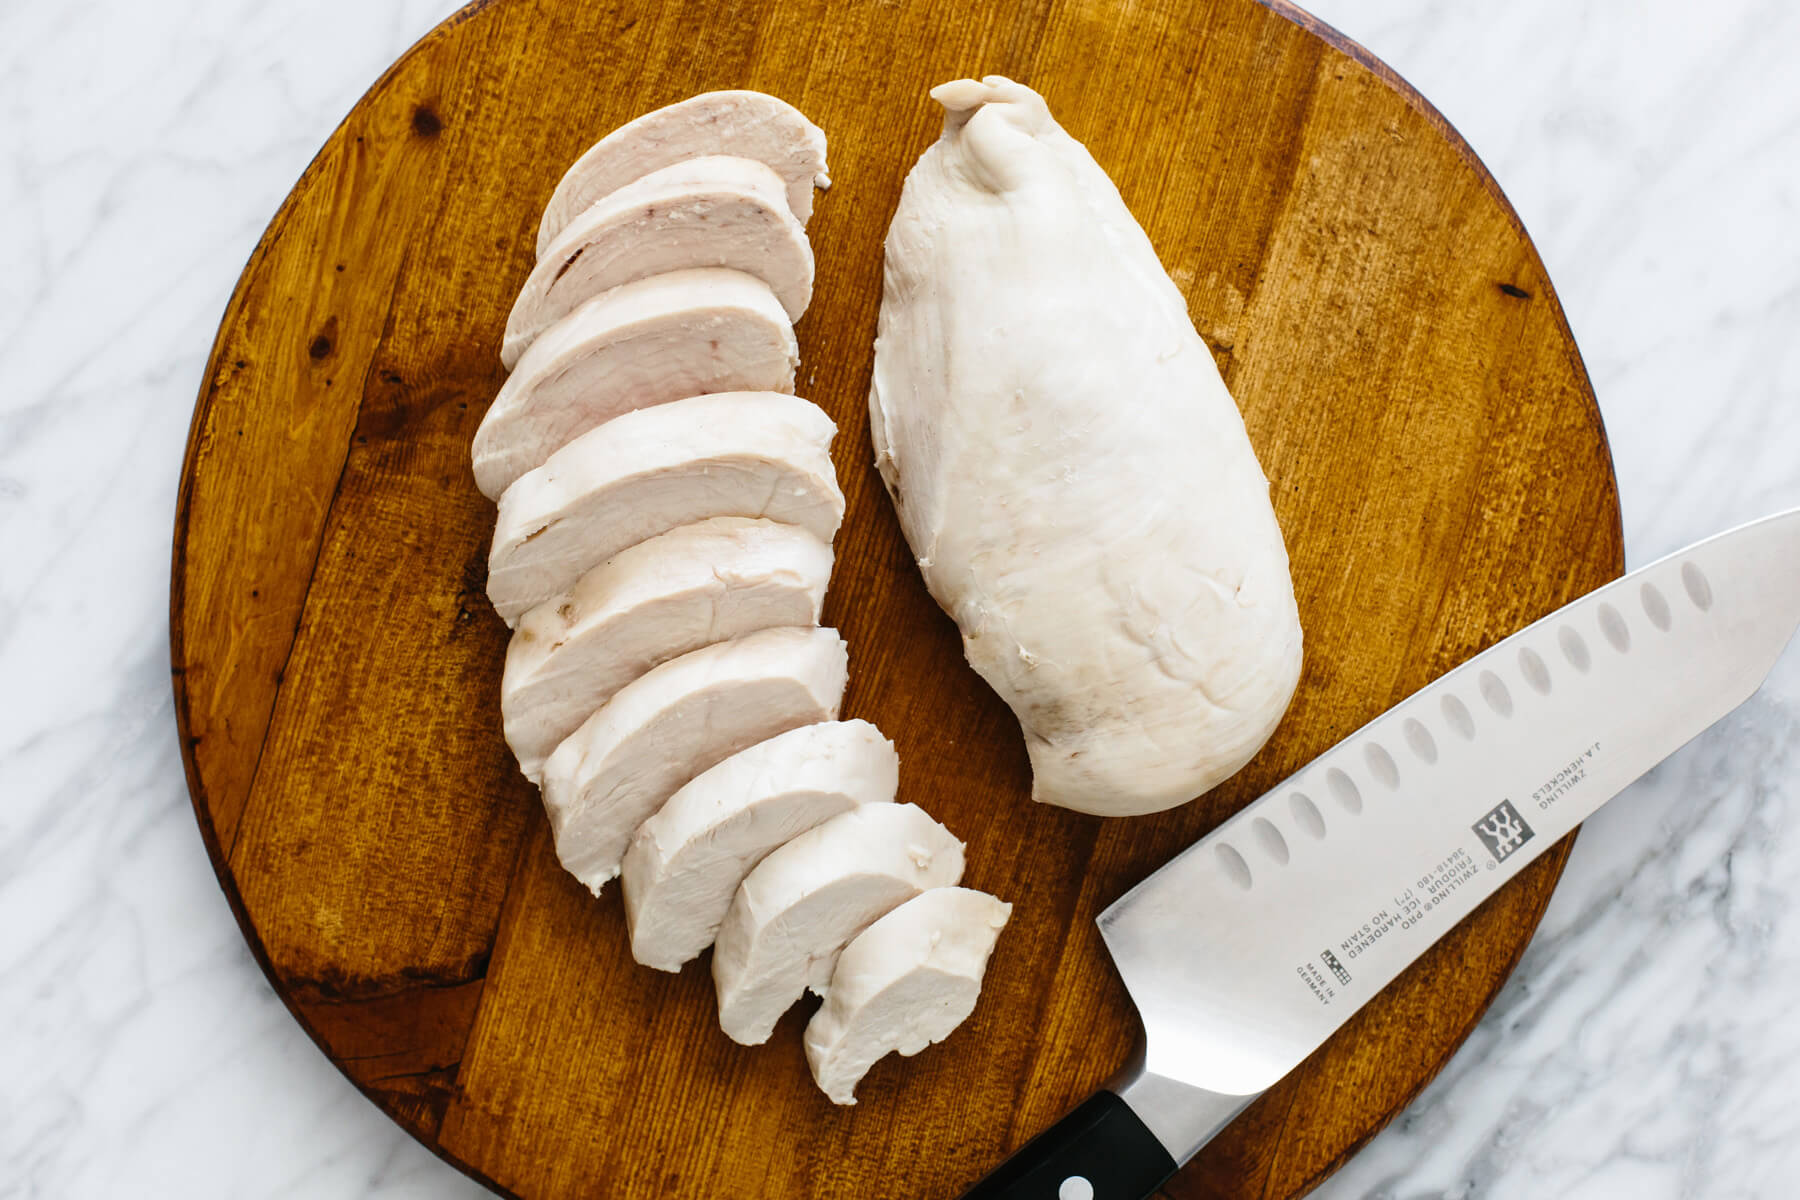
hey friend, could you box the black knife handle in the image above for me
[958,1089,1178,1200]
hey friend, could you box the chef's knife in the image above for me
[961,507,1800,1200]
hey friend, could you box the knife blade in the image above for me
[960,507,1800,1200]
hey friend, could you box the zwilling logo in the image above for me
[1320,949,1351,987]
[1473,800,1534,862]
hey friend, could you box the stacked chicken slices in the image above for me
[474,92,1008,1104]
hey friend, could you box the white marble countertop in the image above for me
[3,0,1796,1196]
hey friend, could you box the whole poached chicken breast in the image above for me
[870,77,1303,816]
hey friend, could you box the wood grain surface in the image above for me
[170,0,1624,1195]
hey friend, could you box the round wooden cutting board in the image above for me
[171,0,1622,1195]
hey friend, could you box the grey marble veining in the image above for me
[0,0,1794,1196]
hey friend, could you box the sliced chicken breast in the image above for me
[540,626,848,894]
[472,269,797,499]
[622,720,899,973]
[502,518,833,782]
[712,803,964,1046]
[536,91,829,258]
[804,887,1011,1105]
[503,155,812,369]
[486,392,842,627]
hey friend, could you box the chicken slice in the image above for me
[804,887,1011,1105]
[472,269,797,499]
[540,626,847,894]
[502,517,833,782]
[503,155,811,369]
[712,803,964,1046]
[870,77,1304,815]
[536,91,829,258]
[486,392,842,627]
[622,720,899,973]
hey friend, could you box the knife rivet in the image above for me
[1059,1177,1094,1200]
